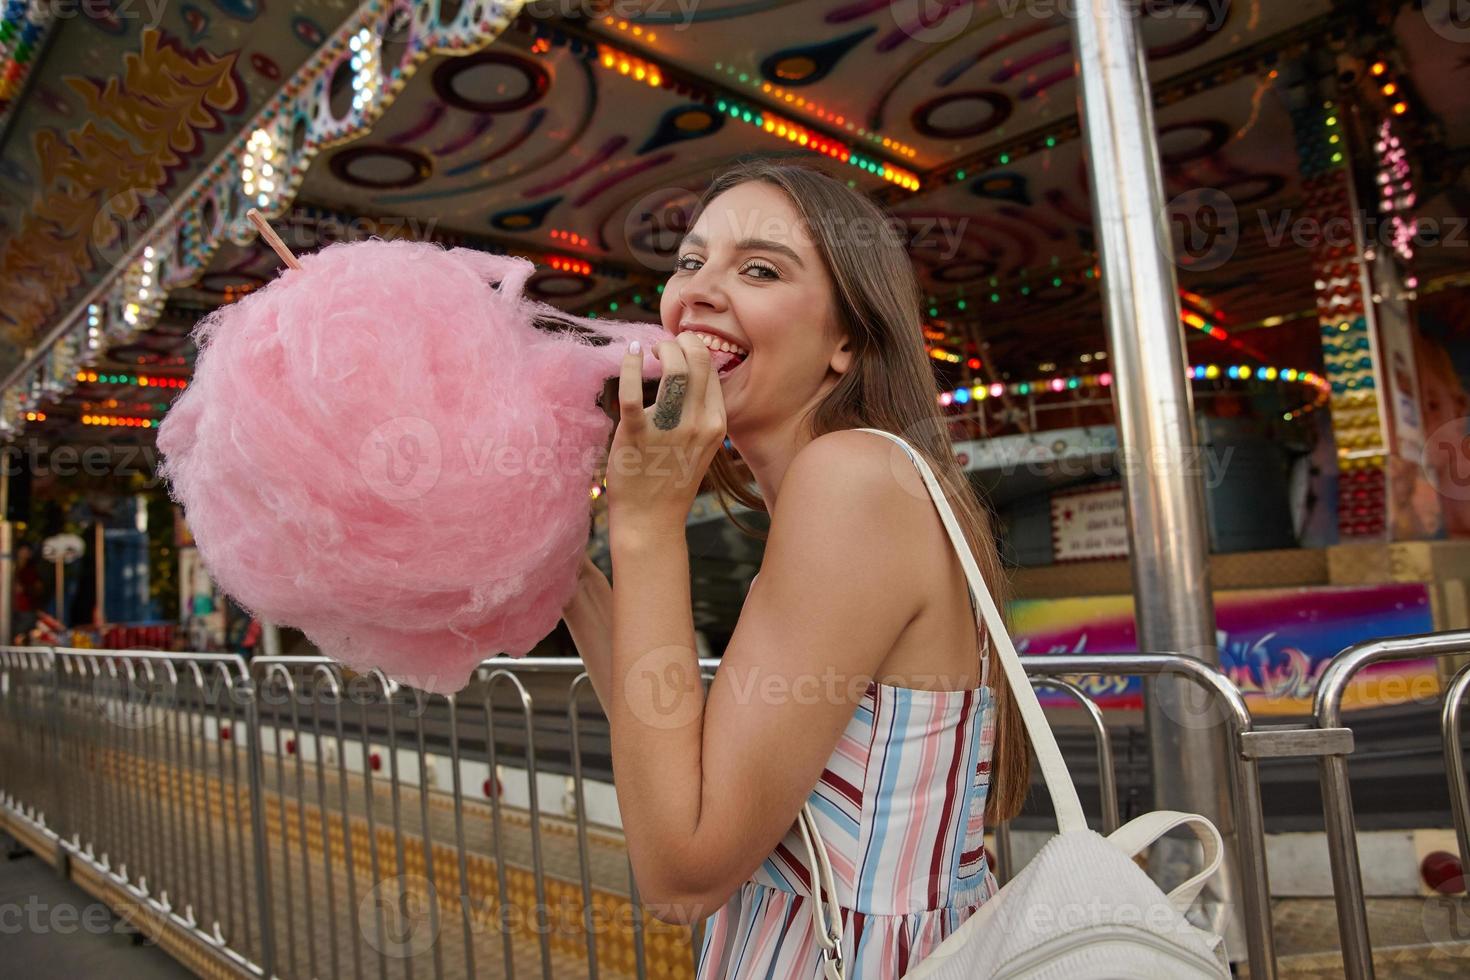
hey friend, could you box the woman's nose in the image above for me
[677,265,728,313]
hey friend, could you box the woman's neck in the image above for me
[731,418,807,513]
[729,372,845,512]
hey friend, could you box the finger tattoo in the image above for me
[653,374,687,430]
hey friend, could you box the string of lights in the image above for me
[937,363,1331,420]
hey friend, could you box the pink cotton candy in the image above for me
[156,239,677,694]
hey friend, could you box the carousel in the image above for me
[0,1,1467,690]
[1,4,1470,977]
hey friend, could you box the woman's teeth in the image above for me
[687,331,748,376]
[690,331,748,358]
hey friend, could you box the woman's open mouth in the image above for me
[688,331,748,379]
[714,349,748,378]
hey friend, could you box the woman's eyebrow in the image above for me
[681,232,806,269]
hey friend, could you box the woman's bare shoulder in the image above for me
[782,429,937,573]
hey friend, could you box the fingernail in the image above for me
[629,340,641,355]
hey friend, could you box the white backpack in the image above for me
[792,428,1230,980]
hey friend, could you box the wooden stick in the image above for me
[246,208,302,270]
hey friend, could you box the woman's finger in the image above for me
[650,339,690,431]
[704,352,727,434]
[678,330,713,413]
[618,341,648,433]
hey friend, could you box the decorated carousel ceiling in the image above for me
[0,0,358,354]
[1,0,1465,451]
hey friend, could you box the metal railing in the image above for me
[8,637,1470,979]
[1306,629,1470,980]
[1006,654,1275,980]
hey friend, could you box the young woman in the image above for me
[562,159,1029,978]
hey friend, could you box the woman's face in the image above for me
[660,180,850,428]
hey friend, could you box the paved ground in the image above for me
[0,845,194,978]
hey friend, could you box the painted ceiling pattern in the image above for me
[0,0,356,351]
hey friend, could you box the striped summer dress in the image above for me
[697,597,998,978]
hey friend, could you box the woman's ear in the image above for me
[830,335,854,375]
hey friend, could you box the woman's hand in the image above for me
[606,334,727,527]
[562,551,615,709]
[566,552,611,616]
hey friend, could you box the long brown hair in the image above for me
[692,158,1031,824]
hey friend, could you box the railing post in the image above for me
[1313,629,1470,980]
[1442,663,1470,871]
[48,649,70,874]
[239,671,277,976]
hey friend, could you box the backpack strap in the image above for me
[852,428,1088,834]
[1106,810,1224,912]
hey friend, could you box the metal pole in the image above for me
[1,467,12,644]
[0,520,12,645]
[94,521,105,628]
[1071,0,1245,963]
[1442,664,1470,873]
[240,673,277,976]
[262,623,282,658]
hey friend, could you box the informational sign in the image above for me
[1050,484,1129,561]
[953,426,1119,474]
[1011,582,1435,715]
[1375,253,1427,458]
[1373,252,1443,540]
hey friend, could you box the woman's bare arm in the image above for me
[562,553,616,712]
[607,431,925,923]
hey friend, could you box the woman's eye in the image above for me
[675,255,702,272]
[742,262,779,280]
